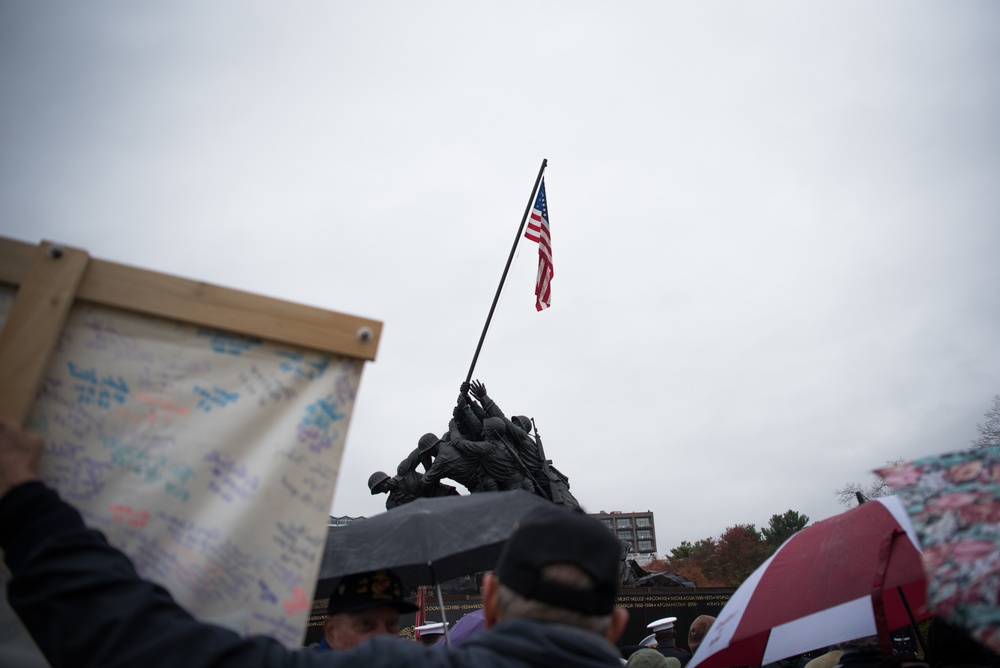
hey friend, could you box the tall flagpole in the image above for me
[464,158,548,384]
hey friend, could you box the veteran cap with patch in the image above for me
[495,505,621,616]
[326,569,419,615]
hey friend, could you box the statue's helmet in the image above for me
[483,417,506,435]
[513,415,532,433]
[368,471,391,494]
[418,433,440,453]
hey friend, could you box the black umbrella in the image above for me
[317,490,557,644]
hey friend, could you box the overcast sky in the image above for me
[3,2,999,554]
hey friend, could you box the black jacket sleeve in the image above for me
[0,482,437,668]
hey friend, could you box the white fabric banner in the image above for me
[1,287,359,647]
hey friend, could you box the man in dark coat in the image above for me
[314,569,418,651]
[0,419,630,668]
[647,617,692,666]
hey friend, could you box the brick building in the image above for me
[589,510,657,562]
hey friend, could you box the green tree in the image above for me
[669,541,696,560]
[662,510,812,588]
[663,537,724,587]
[761,510,810,549]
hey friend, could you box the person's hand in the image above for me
[0,419,43,499]
[470,380,487,399]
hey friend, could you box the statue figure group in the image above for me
[368,380,579,511]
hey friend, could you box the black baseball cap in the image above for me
[495,506,621,616]
[326,569,419,615]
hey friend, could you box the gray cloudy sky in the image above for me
[3,2,999,553]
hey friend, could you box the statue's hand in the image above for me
[459,382,471,395]
[470,380,487,399]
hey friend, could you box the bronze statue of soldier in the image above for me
[367,379,579,510]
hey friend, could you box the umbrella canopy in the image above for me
[689,496,929,668]
[434,608,486,645]
[877,446,1000,656]
[318,489,556,588]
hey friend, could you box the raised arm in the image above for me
[0,420,418,668]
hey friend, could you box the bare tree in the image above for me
[834,460,901,508]
[835,395,1000,507]
[972,393,1000,448]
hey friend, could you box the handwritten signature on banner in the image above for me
[239,364,299,407]
[116,392,193,425]
[276,351,329,381]
[108,503,149,527]
[272,520,324,572]
[197,329,263,356]
[204,449,261,503]
[297,398,345,453]
[193,385,240,412]
[283,587,310,616]
[100,434,196,502]
[68,361,130,409]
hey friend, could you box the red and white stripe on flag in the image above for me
[524,178,552,311]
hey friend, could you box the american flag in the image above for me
[524,178,552,311]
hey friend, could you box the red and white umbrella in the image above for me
[688,496,929,668]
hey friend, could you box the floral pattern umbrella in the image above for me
[877,445,1000,655]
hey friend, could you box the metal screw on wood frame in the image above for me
[47,245,65,259]
[356,326,373,343]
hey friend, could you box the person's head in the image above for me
[688,614,716,654]
[513,416,532,433]
[414,621,447,647]
[368,471,392,495]
[925,616,998,668]
[648,616,678,644]
[627,648,673,668]
[323,569,418,651]
[482,505,629,644]
[483,417,506,438]
[418,433,440,454]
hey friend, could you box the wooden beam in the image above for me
[0,236,33,286]
[0,237,382,360]
[0,241,90,424]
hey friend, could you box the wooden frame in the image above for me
[0,236,382,423]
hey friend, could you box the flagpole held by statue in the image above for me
[464,157,549,386]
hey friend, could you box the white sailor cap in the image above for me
[415,621,448,636]
[647,616,678,633]
[640,633,657,647]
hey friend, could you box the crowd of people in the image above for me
[2,418,998,668]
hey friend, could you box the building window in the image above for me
[617,529,633,540]
[636,517,651,527]
[637,529,652,539]
[600,518,612,528]
[638,540,653,551]
[616,518,632,529]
